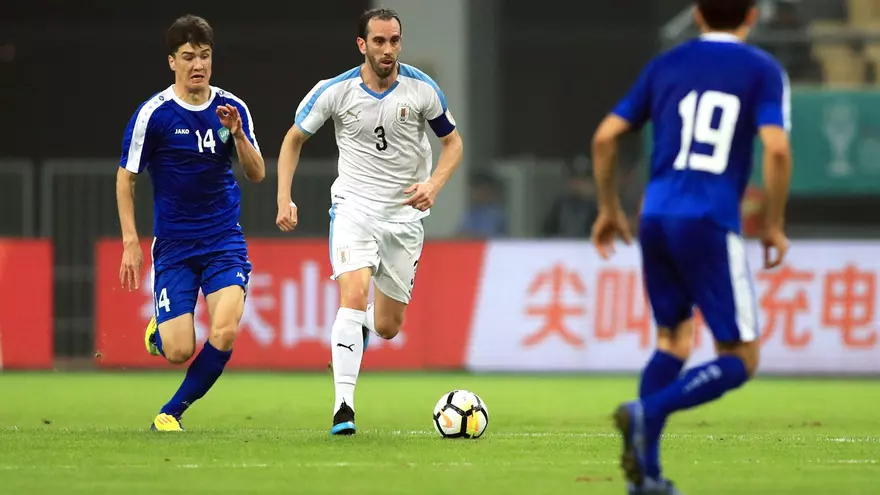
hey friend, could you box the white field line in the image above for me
[0,459,876,471]
[2,426,879,443]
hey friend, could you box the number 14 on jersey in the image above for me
[195,129,216,154]
[674,90,741,175]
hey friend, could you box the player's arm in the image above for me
[593,63,651,214]
[116,168,138,246]
[591,115,632,212]
[756,65,793,268]
[226,99,264,183]
[277,124,311,206]
[427,129,463,191]
[276,83,329,231]
[117,106,156,290]
[756,67,793,233]
[404,83,462,211]
[760,127,791,231]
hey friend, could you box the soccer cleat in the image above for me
[151,413,184,432]
[613,401,648,488]
[330,402,356,436]
[327,326,370,373]
[144,316,160,357]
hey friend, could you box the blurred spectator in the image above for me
[542,158,599,238]
[760,0,823,84]
[458,171,507,238]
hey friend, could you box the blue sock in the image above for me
[639,350,685,398]
[160,341,232,418]
[642,355,748,421]
[154,329,166,358]
[638,350,685,479]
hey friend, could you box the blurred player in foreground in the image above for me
[276,8,463,435]
[590,0,792,492]
[117,15,264,431]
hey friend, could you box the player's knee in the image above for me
[374,312,403,340]
[164,342,195,365]
[656,321,695,360]
[717,341,760,378]
[209,323,238,352]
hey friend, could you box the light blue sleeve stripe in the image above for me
[398,63,448,112]
[294,67,361,125]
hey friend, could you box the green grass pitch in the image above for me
[0,372,878,494]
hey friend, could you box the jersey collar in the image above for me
[700,32,743,43]
[168,85,217,111]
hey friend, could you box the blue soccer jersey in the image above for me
[613,32,790,234]
[120,85,259,240]
[120,86,258,323]
[611,33,790,343]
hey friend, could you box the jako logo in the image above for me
[175,128,190,135]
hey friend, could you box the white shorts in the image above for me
[328,204,424,304]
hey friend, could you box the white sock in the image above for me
[364,303,378,337]
[331,307,366,414]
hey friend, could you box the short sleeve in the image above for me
[294,80,334,135]
[611,61,655,128]
[120,98,163,174]
[755,63,791,133]
[224,92,260,151]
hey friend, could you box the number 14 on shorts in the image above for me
[157,287,171,313]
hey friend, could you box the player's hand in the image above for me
[403,182,438,211]
[119,241,143,292]
[216,104,243,137]
[591,208,633,260]
[761,227,789,270]
[276,201,299,232]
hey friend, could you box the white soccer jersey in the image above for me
[295,63,456,223]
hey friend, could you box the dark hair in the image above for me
[358,7,402,39]
[696,0,756,30]
[166,15,214,56]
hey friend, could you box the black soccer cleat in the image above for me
[613,402,647,487]
[330,402,356,436]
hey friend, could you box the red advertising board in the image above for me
[95,239,485,370]
[0,240,53,369]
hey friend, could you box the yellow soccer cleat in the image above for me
[151,413,184,432]
[144,316,160,356]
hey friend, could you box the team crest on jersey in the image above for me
[396,103,411,123]
[218,127,230,144]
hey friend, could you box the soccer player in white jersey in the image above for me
[275,8,463,435]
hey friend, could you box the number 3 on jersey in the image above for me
[674,90,740,174]
[195,129,216,154]
[374,126,388,151]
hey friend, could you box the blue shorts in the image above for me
[150,231,251,325]
[639,216,759,343]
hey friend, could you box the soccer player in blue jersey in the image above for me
[116,15,265,432]
[590,0,792,492]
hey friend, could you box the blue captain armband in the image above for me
[428,111,456,138]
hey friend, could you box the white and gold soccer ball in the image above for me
[432,389,489,439]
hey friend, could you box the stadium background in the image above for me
[1,0,879,375]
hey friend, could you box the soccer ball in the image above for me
[432,389,489,439]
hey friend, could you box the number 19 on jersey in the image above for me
[674,90,741,175]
